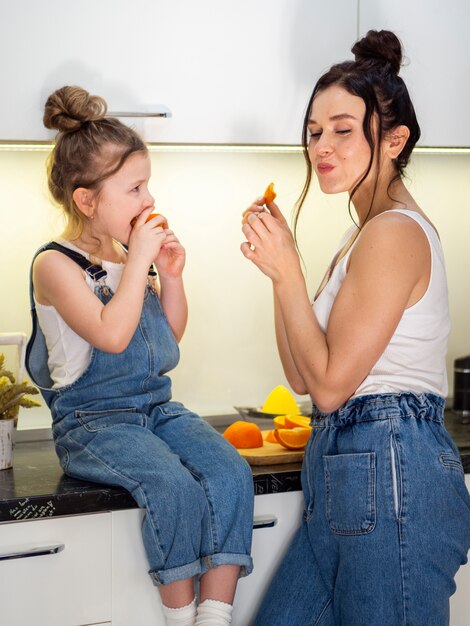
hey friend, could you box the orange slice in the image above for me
[223,421,263,449]
[264,429,278,444]
[284,415,311,429]
[263,182,276,204]
[273,415,287,429]
[274,426,312,450]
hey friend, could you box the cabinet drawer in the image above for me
[0,512,112,626]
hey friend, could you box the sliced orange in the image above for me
[263,182,276,204]
[273,415,287,429]
[274,426,312,450]
[223,421,263,449]
[264,429,278,444]
[284,415,311,429]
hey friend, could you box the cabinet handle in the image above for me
[253,515,278,529]
[0,543,65,561]
[107,107,172,118]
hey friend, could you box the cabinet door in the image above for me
[112,493,304,626]
[0,512,112,626]
[112,509,166,626]
[359,0,470,146]
[232,490,304,626]
[0,0,356,144]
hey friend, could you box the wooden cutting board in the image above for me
[237,431,305,465]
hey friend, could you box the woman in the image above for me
[241,30,470,625]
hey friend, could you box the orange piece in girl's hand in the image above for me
[130,213,168,228]
[263,182,276,204]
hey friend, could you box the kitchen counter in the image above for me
[0,411,468,523]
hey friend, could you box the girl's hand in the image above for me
[240,201,301,283]
[128,209,167,267]
[155,230,186,279]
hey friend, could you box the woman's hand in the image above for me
[155,229,186,279]
[240,199,301,283]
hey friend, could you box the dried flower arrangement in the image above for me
[0,352,40,420]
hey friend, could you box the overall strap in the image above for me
[38,241,108,281]
[25,241,107,397]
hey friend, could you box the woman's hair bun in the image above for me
[43,85,108,133]
[352,30,403,74]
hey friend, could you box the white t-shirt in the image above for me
[312,209,450,398]
[35,240,125,389]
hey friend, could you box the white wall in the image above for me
[1,148,469,429]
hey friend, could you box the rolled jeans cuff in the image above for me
[149,558,201,586]
[200,552,254,578]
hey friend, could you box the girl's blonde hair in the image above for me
[44,85,147,240]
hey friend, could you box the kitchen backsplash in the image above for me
[1,148,469,429]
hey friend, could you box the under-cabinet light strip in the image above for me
[0,143,470,155]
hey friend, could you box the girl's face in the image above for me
[94,150,155,243]
[307,85,374,195]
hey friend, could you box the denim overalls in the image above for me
[254,392,470,626]
[26,242,254,585]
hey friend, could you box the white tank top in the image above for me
[35,240,125,388]
[312,209,450,398]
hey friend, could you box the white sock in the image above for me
[195,599,233,626]
[162,596,197,626]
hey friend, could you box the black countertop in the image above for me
[1,411,468,523]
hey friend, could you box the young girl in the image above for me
[241,30,470,625]
[26,85,254,626]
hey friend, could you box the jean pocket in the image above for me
[439,451,464,474]
[323,452,376,535]
[75,407,144,432]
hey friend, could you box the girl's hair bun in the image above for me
[43,85,108,133]
[352,29,403,75]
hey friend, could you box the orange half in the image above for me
[223,421,263,449]
[274,426,312,450]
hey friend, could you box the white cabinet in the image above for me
[0,0,356,144]
[0,512,112,626]
[0,480,468,625]
[112,508,166,625]
[111,491,304,626]
[359,0,470,147]
[232,490,304,626]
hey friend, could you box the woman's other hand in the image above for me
[240,199,301,283]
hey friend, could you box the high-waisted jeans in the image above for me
[253,392,470,626]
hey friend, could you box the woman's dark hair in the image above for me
[44,85,147,240]
[294,29,421,234]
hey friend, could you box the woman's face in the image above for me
[307,85,374,195]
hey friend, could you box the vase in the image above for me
[0,418,15,470]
